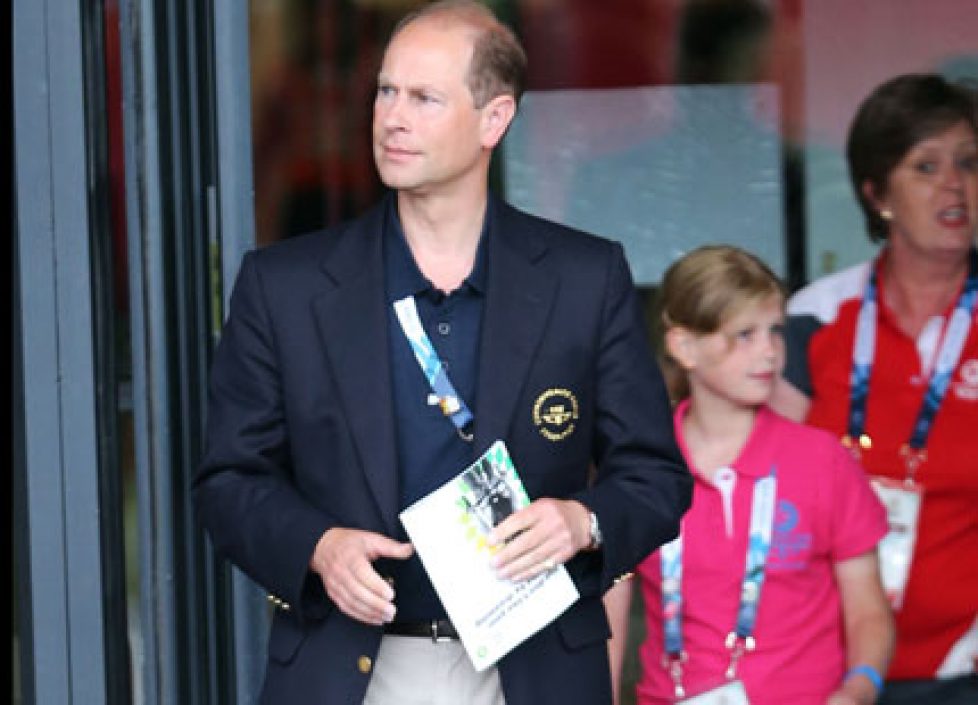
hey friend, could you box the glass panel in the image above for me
[250,0,397,244]
[502,84,786,284]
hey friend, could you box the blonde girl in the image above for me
[606,245,893,705]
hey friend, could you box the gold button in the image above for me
[358,655,372,674]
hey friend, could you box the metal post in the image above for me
[14,0,108,701]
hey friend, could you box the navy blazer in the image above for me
[193,194,691,705]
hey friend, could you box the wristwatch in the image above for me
[587,510,603,550]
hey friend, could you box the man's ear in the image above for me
[480,94,516,149]
[664,327,697,370]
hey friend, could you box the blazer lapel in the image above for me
[311,204,400,535]
[474,201,558,452]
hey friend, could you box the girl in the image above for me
[606,246,893,705]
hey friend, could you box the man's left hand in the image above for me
[490,499,591,581]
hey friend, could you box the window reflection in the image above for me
[250,1,396,243]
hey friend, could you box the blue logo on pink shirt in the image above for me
[770,499,812,570]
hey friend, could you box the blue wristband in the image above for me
[845,664,883,693]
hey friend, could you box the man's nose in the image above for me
[381,96,408,131]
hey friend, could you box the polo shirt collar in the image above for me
[384,194,491,301]
[673,399,780,480]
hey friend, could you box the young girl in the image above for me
[606,246,893,705]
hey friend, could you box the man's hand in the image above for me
[489,499,591,581]
[309,528,413,625]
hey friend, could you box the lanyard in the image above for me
[660,468,777,699]
[393,295,475,441]
[846,249,977,478]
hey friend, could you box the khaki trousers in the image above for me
[363,635,506,705]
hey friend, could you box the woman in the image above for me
[772,73,978,704]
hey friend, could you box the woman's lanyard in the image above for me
[660,468,777,700]
[844,249,977,481]
[393,295,475,441]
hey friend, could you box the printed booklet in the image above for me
[399,440,580,671]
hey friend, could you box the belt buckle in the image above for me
[431,620,452,643]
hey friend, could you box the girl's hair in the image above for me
[657,245,785,401]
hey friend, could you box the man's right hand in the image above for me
[309,528,414,625]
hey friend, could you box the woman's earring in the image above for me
[879,208,893,221]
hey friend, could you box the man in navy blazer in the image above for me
[193,2,691,703]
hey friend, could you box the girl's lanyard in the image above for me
[660,469,777,701]
[844,249,977,482]
[393,295,475,442]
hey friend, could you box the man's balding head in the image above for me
[388,1,526,109]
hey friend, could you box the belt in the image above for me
[383,619,459,642]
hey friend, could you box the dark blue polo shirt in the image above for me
[384,199,489,621]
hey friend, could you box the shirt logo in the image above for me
[769,499,812,571]
[532,388,579,441]
[953,358,978,401]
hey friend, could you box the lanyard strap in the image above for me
[847,250,977,464]
[732,470,777,640]
[393,296,474,440]
[660,468,777,695]
[660,536,684,655]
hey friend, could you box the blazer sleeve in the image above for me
[192,252,336,622]
[571,243,692,595]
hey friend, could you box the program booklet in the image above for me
[399,440,580,671]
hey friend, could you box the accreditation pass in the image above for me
[870,476,922,611]
[678,680,750,704]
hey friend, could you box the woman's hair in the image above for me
[389,0,527,109]
[847,73,978,243]
[657,245,784,401]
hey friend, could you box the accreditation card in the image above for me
[870,476,922,610]
[678,680,750,705]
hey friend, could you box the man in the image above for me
[193,2,691,704]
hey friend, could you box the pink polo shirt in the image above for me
[634,403,888,705]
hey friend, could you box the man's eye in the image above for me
[914,161,937,175]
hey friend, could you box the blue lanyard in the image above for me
[660,468,777,698]
[846,249,977,472]
[393,296,475,441]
